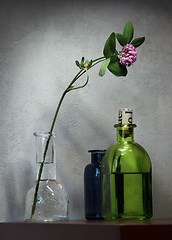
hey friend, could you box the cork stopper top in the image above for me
[118,108,132,124]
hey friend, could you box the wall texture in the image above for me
[0,0,172,221]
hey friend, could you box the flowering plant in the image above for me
[30,22,145,218]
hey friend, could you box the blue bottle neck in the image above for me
[88,150,106,163]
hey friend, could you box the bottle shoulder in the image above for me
[104,141,150,155]
[101,141,151,173]
[84,163,101,174]
[85,162,100,169]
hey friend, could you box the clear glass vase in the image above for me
[24,132,69,222]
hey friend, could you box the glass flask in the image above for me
[101,108,153,220]
[84,150,106,220]
[25,132,69,222]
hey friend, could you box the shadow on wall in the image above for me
[4,156,35,221]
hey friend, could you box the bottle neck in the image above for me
[88,150,106,164]
[114,124,136,142]
[34,132,56,180]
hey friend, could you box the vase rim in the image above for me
[33,132,56,137]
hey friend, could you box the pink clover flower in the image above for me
[118,44,138,67]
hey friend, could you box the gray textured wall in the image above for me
[0,0,172,221]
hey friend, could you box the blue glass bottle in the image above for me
[84,150,106,220]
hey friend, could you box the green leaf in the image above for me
[89,59,93,67]
[108,56,127,77]
[103,32,116,58]
[75,60,81,68]
[131,37,145,47]
[115,49,119,55]
[99,58,110,77]
[110,55,119,62]
[116,33,128,46]
[81,57,84,66]
[123,22,134,43]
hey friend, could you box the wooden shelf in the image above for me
[0,219,172,240]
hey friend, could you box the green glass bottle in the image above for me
[101,108,153,220]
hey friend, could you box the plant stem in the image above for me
[92,56,105,63]
[30,56,105,218]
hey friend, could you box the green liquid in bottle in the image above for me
[101,116,153,220]
[102,172,152,220]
